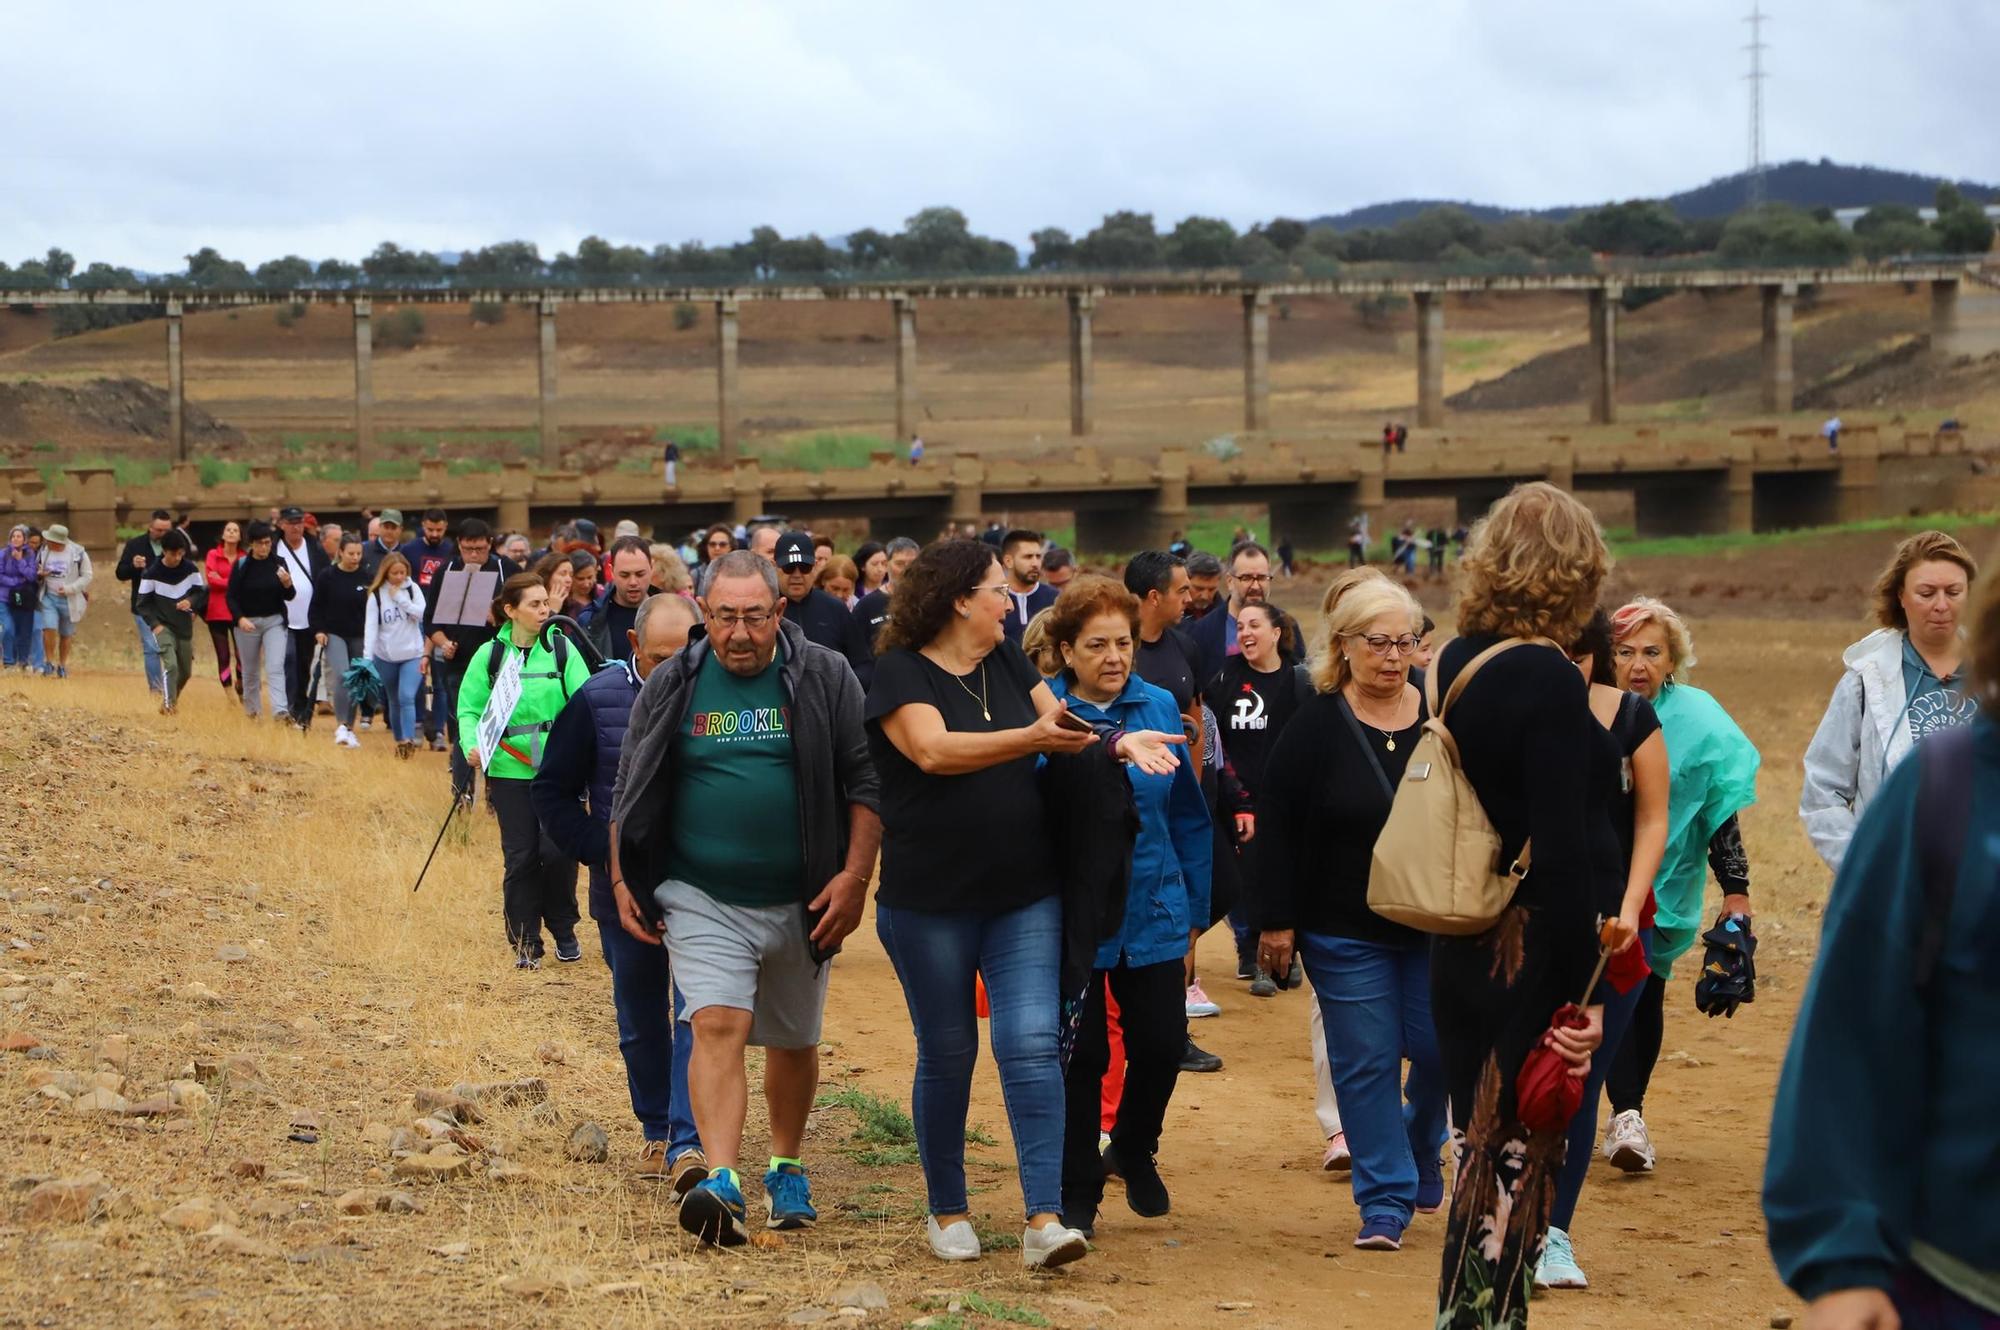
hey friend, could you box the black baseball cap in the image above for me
[278,505,306,521]
[774,532,815,570]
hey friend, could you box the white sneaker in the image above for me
[926,1216,980,1262]
[333,725,360,748]
[1602,1109,1656,1173]
[1021,1221,1088,1270]
[1535,1226,1589,1289]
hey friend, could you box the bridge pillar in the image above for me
[1357,471,1386,553]
[1242,289,1270,432]
[63,467,119,551]
[498,461,533,536]
[1414,290,1445,428]
[894,296,919,445]
[1727,459,1755,534]
[1837,453,1880,524]
[353,300,375,473]
[1631,473,1731,538]
[1931,279,1960,356]
[948,453,984,530]
[1155,448,1190,545]
[165,301,186,463]
[730,457,768,527]
[716,297,741,464]
[537,299,559,456]
[1588,286,1619,424]
[1068,293,1094,437]
[1760,282,1795,413]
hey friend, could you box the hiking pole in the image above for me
[410,798,460,894]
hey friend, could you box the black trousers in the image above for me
[1606,972,1667,1115]
[1062,957,1185,1210]
[285,626,318,720]
[488,776,579,955]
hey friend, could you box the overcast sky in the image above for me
[8,0,1994,271]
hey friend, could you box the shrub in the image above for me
[470,301,506,326]
[375,308,425,349]
[672,301,699,331]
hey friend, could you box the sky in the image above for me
[7,0,1995,272]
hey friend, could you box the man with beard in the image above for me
[422,518,516,803]
[999,529,1057,643]
[1188,542,1300,682]
[1183,552,1224,622]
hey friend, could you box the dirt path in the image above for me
[0,612,1839,1328]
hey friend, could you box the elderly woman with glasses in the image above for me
[1255,576,1447,1253]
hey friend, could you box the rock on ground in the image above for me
[564,1122,610,1163]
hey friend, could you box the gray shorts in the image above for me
[654,879,830,1049]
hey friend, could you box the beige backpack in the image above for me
[1367,637,1556,935]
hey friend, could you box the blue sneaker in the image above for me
[680,1171,749,1248]
[1415,1155,1445,1214]
[763,1163,817,1231]
[1535,1226,1588,1288]
[1354,1215,1404,1251]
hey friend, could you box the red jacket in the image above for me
[202,547,238,622]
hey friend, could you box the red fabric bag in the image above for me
[1516,928,1617,1134]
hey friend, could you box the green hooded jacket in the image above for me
[456,628,591,781]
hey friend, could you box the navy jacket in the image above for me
[786,587,874,689]
[531,660,639,924]
[1188,598,1303,683]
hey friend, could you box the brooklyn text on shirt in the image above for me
[690,706,792,740]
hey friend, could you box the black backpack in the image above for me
[484,625,577,701]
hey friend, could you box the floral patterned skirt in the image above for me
[1432,905,1575,1329]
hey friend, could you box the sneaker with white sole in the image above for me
[1322,1131,1352,1173]
[333,725,360,748]
[1185,980,1220,1018]
[1022,1221,1089,1269]
[926,1215,980,1262]
[1602,1109,1656,1173]
[1535,1226,1588,1288]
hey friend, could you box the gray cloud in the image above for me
[6,0,1993,271]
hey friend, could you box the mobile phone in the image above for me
[1054,708,1093,734]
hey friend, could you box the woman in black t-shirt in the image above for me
[867,539,1176,1270]
[1540,610,1668,1291]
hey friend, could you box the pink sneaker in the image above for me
[1322,1132,1352,1173]
[1185,980,1220,1018]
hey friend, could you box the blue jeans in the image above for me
[1551,932,1650,1231]
[374,656,422,742]
[2,606,35,668]
[596,920,700,1159]
[877,894,1065,1219]
[1299,931,1448,1227]
[132,612,164,691]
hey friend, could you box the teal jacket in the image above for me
[456,628,592,781]
[1764,716,1999,1304]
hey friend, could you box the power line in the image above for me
[1744,3,1771,209]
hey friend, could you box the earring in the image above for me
[960,609,971,618]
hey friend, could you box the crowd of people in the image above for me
[19,486,1995,1326]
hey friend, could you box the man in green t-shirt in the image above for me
[609,551,881,1250]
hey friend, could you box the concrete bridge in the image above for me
[3,423,1978,554]
[4,262,1980,467]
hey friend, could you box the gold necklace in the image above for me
[950,660,990,722]
[1347,689,1405,752]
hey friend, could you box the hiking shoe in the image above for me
[1108,1145,1169,1218]
[1249,969,1278,998]
[514,951,541,971]
[926,1216,980,1262]
[763,1163,817,1230]
[1355,1216,1404,1251]
[1288,957,1304,988]
[669,1148,710,1199]
[1179,1037,1223,1074]
[633,1141,670,1179]
[1322,1132,1352,1173]
[553,933,582,964]
[1536,1226,1588,1288]
[1185,980,1220,1018]
[1022,1221,1089,1270]
[680,1172,749,1248]
[1603,1109,1656,1173]
[1235,956,1256,981]
[1415,1154,1445,1213]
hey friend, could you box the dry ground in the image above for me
[0,525,1921,1328]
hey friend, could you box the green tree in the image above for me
[1028,228,1074,270]
[1715,205,1855,265]
[457,240,544,281]
[769,234,837,275]
[844,228,894,270]
[1258,218,1308,254]
[1163,215,1239,268]
[1565,200,1690,256]
[315,257,361,287]
[1232,231,1281,268]
[53,262,150,336]
[43,248,76,286]
[1075,211,1164,269]
[1382,207,1487,262]
[184,247,255,288]
[361,242,444,285]
[1932,184,1995,254]
[1853,204,1923,236]
[254,255,313,289]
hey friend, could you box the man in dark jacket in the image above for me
[422,518,516,801]
[1187,540,1301,682]
[400,508,457,747]
[273,505,331,723]
[583,536,656,667]
[608,552,880,1250]
[115,508,173,694]
[534,593,704,1188]
[772,532,873,687]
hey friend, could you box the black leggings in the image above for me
[488,777,579,955]
[1606,972,1667,1116]
[1062,958,1186,1212]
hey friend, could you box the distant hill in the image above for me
[1310,160,2000,231]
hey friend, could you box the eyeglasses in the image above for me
[1233,573,1272,584]
[710,609,775,630]
[1346,633,1420,656]
[974,583,1011,597]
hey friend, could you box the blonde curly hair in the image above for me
[1455,482,1609,649]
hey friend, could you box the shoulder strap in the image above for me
[1333,695,1395,801]
[1914,725,1977,988]
[1438,636,1557,721]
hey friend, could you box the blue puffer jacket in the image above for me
[530,659,638,923]
[1053,673,1213,969]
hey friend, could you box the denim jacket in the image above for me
[1053,673,1212,969]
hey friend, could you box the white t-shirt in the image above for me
[276,538,316,631]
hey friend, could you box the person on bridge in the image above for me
[908,434,925,467]
[999,529,1057,643]
[1799,531,1978,875]
[1822,415,1842,454]
[610,551,880,1250]
[534,591,706,1193]
[663,436,680,487]
[772,532,874,687]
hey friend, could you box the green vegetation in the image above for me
[815,1086,915,1146]
[373,308,425,349]
[37,456,169,487]
[1608,510,2000,562]
[915,1292,1043,1326]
